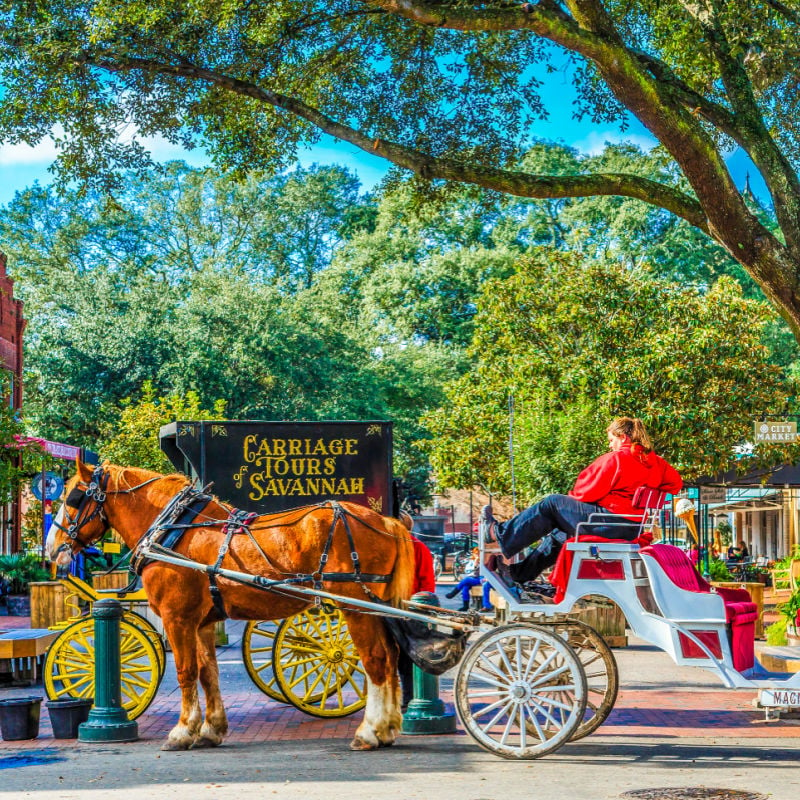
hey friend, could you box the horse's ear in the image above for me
[75,459,93,481]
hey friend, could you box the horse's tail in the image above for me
[384,515,415,608]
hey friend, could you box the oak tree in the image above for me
[2,1,800,336]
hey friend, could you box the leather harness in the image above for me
[60,471,394,620]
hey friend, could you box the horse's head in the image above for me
[46,460,111,568]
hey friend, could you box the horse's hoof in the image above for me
[190,736,221,749]
[161,740,191,751]
[349,736,378,751]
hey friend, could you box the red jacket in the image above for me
[411,536,436,594]
[569,443,682,518]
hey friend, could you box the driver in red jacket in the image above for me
[483,416,682,587]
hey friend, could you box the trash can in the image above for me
[47,698,94,739]
[0,696,42,741]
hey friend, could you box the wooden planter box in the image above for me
[29,581,71,629]
[91,570,132,592]
[574,601,628,648]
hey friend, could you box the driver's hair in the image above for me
[607,416,653,452]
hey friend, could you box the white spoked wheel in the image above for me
[554,620,619,741]
[455,623,587,759]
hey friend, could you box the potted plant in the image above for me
[0,553,50,616]
[777,591,800,647]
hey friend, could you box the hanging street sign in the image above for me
[31,471,65,501]
[753,421,798,443]
[699,486,727,504]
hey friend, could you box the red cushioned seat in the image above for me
[640,544,757,672]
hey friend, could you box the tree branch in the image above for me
[82,52,710,233]
[369,0,786,266]
[677,0,800,251]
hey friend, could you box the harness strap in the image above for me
[136,495,394,609]
[207,509,257,620]
[131,485,214,575]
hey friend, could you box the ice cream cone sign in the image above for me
[675,498,698,544]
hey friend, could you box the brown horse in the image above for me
[46,460,415,751]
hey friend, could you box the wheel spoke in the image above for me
[528,662,571,688]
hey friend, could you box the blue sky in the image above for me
[0,59,768,206]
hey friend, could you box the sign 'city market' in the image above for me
[753,421,798,443]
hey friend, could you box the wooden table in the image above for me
[0,629,60,684]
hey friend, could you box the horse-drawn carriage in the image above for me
[45,454,800,760]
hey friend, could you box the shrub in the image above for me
[0,553,50,594]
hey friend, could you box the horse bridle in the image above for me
[52,465,160,556]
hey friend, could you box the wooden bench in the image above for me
[0,629,60,685]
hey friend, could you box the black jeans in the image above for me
[496,494,640,584]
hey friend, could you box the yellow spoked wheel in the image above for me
[44,615,164,720]
[124,610,167,678]
[241,620,286,702]
[273,605,367,718]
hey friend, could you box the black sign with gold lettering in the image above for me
[159,420,393,515]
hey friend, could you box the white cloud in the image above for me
[0,124,207,169]
[571,129,658,155]
[0,137,60,166]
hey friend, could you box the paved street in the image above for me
[0,588,798,800]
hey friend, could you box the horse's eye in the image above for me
[66,488,85,508]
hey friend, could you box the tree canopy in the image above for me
[2,1,800,338]
[3,153,798,498]
[425,249,795,499]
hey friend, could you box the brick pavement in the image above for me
[1,611,798,750]
[1,684,797,750]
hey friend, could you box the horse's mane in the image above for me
[103,462,216,506]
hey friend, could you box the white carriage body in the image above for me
[481,539,800,693]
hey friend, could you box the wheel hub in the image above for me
[508,680,532,703]
[326,647,345,663]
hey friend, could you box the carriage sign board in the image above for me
[159,420,393,515]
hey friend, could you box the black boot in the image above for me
[458,602,470,612]
[445,587,459,599]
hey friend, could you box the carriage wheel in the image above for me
[44,616,164,720]
[553,620,619,740]
[241,620,286,702]
[273,604,367,718]
[124,610,167,678]
[455,623,587,759]
[452,551,472,582]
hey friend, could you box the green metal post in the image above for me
[701,502,711,580]
[401,665,457,735]
[78,599,138,742]
[401,592,456,735]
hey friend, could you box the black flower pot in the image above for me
[46,698,94,739]
[0,696,42,740]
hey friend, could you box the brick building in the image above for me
[0,251,25,552]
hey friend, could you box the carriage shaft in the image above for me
[139,546,476,632]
